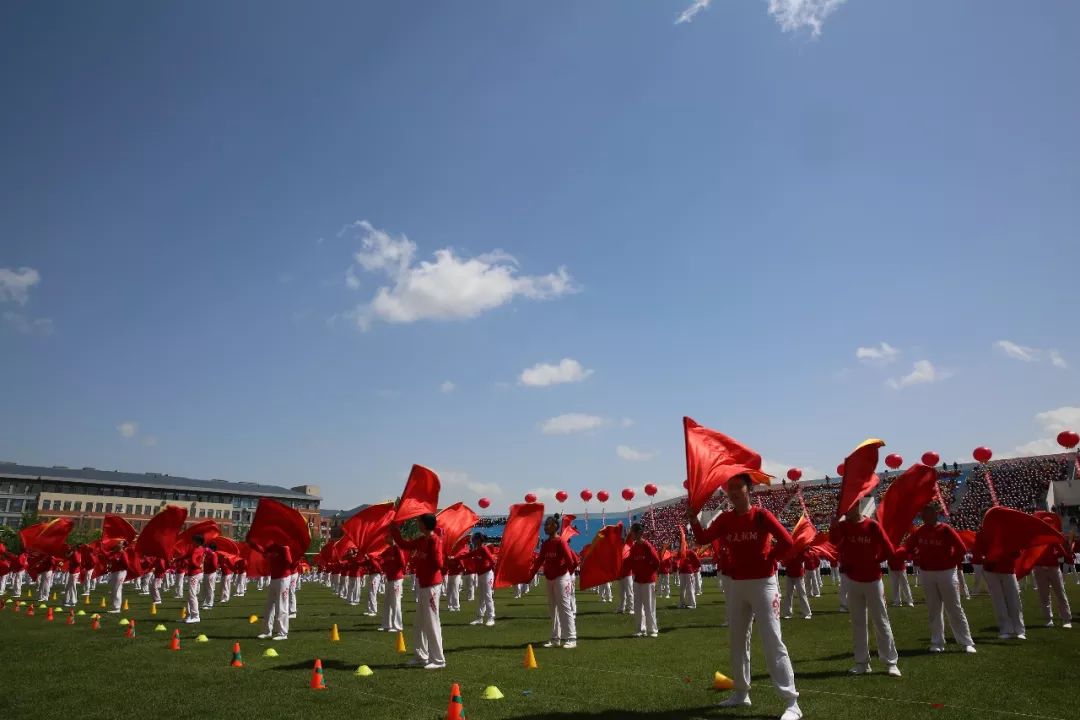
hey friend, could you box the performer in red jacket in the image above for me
[627,523,660,638]
[677,548,700,609]
[465,533,497,627]
[689,474,801,720]
[530,514,579,648]
[371,537,406,632]
[182,535,206,624]
[391,514,445,669]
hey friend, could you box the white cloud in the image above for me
[886,360,949,390]
[343,220,577,330]
[440,380,456,394]
[675,0,711,24]
[0,267,40,305]
[616,445,655,462]
[1006,406,1080,457]
[519,358,594,387]
[762,460,822,482]
[345,266,361,290]
[142,436,158,447]
[117,422,138,439]
[855,342,899,364]
[441,470,502,498]
[541,413,606,435]
[3,311,53,336]
[620,417,635,428]
[994,340,1067,369]
[767,0,849,36]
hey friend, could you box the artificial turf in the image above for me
[1,575,1076,720]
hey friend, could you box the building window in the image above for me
[105,503,113,513]
[73,501,82,511]
[232,511,240,521]
[135,505,143,515]
[93,518,102,529]
[11,499,23,512]
[95,502,104,513]
[41,499,51,511]
[126,504,133,514]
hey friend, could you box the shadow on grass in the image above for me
[267,658,404,671]
[507,709,776,720]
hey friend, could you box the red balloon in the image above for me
[644,483,658,497]
[884,453,903,469]
[682,479,689,489]
[786,468,802,482]
[597,490,610,503]
[836,463,845,476]
[1057,430,1079,449]
[621,488,635,502]
[921,451,940,467]
[555,490,568,503]
[972,447,993,464]
[524,493,537,503]
[579,489,593,502]
[478,497,491,509]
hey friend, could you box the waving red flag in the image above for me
[101,515,137,550]
[1015,511,1067,577]
[20,519,74,556]
[560,514,579,540]
[788,513,817,557]
[342,503,396,556]
[240,542,269,576]
[494,502,545,588]
[437,502,480,559]
[876,464,939,546]
[579,522,625,590]
[212,536,241,557]
[246,498,311,559]
[683,417,770,513]
[135,506,188,559]
[394,465,441,522]
[835,438,885,518]
[976,506,1064,573]
[173,520,221,558]
[956,529,976,551]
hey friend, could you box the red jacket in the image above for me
[391,526,443,588]
[531,536,578,579]
[831,517,894,582]
[690,508,792,580]
[628,540,660,583]
[903,523,965,571]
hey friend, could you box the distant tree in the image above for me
[308,535,326,553]
[0,525,19,552]
[18,509,39,530]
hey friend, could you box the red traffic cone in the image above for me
[13,602,20,614]
[46,607,55,621]
[91,616,101,631]
[309,658,327,690]
[169,629,181,651]
[66,610,75,625]
[26,605,35,617]
[447,682,466,720]
[230,642,244,668]
[125,619,136,638]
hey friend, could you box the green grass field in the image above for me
[1,576,1077,720]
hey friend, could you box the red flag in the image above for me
[246,498,311,559]
[683,417,770,513]
[493,503,545,588]
[394,465,441,522]
[788,513,817,557]
[559,514,579,541]
[101,515,137,550]
[20,519,74,556]
[976,506,1064,574]
[875,464,939,546]
[342,503,396,557]
[240,542,269,576]
[678,523,688,559]
[135,506,188,559]
[835,438,885,518]
[173,520,221,558]
[1015,511,1067,577]
[436,502,480,560]
[213,536,241,557]
[578,523,624,590]
[956,529,976,551]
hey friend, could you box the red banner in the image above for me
[836,438,885,518]
[578,523,624,590]
[683,417,769,513]
[394,465,441,522]
[493,502,544,588]
[876,464,939,546]
[343,502,396,557]
[436,502,480,560]
[135,506,188,559]
[246,498,310,559]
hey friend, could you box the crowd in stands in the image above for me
[951,455,1068,529]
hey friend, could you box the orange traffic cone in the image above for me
[169,629,181,651]
[523,644,538,669]
[125,619,136,638]
[66,610,75,625]
[447,682,466,720]
[309,658,327,690]
[26,605,35,617]
[46,607,55,621]
[12,602,20,614]
[91,616,101,631]
[230,642,244,668]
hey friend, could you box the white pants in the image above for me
[174,572,186,598]
[220,574,232,603]
[598,582,612,602]
[727,576,798,701]
[1033,566,1071,624]
[720,575,731,626]
[186,572,202,620]
[38,570,54,602]
[984,571,1025,636]
[64,573,79,607]
[971,564,987,594]
[288,574,297,615]
[633,581,658,634]
[618,576,634,613]
[347,575,360,604]
[202,571,217,608]
[783,575,811,618]
[546,573,577,642]
[475,570,495,622]
[659,573,671,597]
[678,573,695,608]
[921,568,974,647]
[838,573,850,609]
[466,573,476,601]
[808,569,821,597]
[152,575,163,604]
[446,574,461,611]
[888,569,913,606]
[366,574,381,615]
[236,572,247,596]
[415,585,445,666]
[262,576,290,636]
[956,566,970,599]
[847,578,898,666]
[109,570,127,612]
[382,578,404,631]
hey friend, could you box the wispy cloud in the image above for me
[0,267,40,305]
[886,360,950,390]
[3,311,53,336]
[541,413,606,435]
[675,0,711,24]
[1008,406,1080,457]
[117,422,139,439]
[616,445,655,462]
[519,358,594,387]
[441,470,502,498]
[342,220,577,330]
[855,342,899,364]
[440,380,456,394]
[994,340,1067,369]
[767,0,849,36]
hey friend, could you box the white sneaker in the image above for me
[469,619,483,626]
[484,619,495,627]
[1016,633,1026,640]
[906,603,915,608]
[1045,620,1054,627]
[717,694,750,708]
[780,701,804,720]
[288,613,296,619]
[803,615,812,620]
[184,617,201,624]
[648,632,658,638]
[632,631,645,638]
[886,664,902,677]
[849,664,871,674]
[1063,622,1072,629]
[929,646,945,653]
[543,641,560,648]
[562,641,577,649]
[423,662,446,670]
[782,614,792,620]
[257,633,271,639]
[272,634,287,641]
[962,645,977,654]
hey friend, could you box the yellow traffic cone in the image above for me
[51,591,57,601]
[181,607,188,619]
[480,685,504,700]
[248,615,258,624]
[262,648,279,658]
[523,644,538,669]
[83,595,90,606]
[713,671,734,690]
[150,603,157,616]
[354,665,373,677]
[99,597,106,608]
[330,623,340,642]
[396,631,406,654]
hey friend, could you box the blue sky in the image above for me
[2,1,1077,511]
